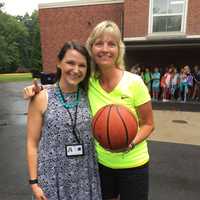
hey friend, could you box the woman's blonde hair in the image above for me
[86,20,125,76]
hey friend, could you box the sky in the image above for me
[1,0,76,16]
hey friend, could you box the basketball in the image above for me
[92,104,138,151]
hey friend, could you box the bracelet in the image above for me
[29,179,38,185]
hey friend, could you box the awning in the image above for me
[124,37,200,50]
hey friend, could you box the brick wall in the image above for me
[123,0,200,37]
[123,0,149,38]
[39,0,200,72]
[39,3,123,72]
[186,0,200,35]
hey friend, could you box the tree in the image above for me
[17,11,42,71]
[0,8,42,73]
[0,11,28,72]
[29,11,42,71]
[16,14,32,69]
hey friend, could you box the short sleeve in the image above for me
[133,77,151,107]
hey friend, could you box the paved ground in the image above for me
[0,81,31,199]
[148,108,200,200]
[0,81,200,200]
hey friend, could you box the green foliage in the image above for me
[30,11,42,71]
[0,8,42,73]
[0,12,21,69]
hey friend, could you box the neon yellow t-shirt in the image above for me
[88,71,151,169]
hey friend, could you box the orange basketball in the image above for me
[92,104,138,151]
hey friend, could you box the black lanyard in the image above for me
[56,83,81,143]
[66,105,81,143]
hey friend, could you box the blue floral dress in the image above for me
[37,87,102,200]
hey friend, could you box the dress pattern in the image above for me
[37,86,102,200]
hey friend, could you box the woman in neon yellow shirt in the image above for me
[24,21,154,200]
[86,20,154,200]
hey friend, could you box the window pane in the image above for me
[153,0,167,14]
[153,15,182,32]
[168,0,184,13]
[153,0,184,14]
[167,15,182,31]
[153,16,167,32]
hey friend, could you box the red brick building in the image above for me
[39,0,200,72]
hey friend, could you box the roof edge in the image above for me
[39,0,124,9]
[124,35,200,43]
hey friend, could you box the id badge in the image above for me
[65,144,84,157]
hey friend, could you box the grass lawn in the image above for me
[0,73,33,83]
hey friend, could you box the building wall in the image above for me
[123,0,149,38]
[39,3,123,72]
[123,0,200,38]
[186,0,200,35]
[39,0,200,73]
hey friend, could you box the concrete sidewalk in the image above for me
[150,110,200,146]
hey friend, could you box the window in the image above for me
[149,0,187,34]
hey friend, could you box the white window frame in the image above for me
[148,0,188,36]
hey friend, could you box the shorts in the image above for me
[152,86,160,93]
[98,162,149,200]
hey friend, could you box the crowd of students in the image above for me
[130,64,200,102]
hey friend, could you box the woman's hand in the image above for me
[31,184,48,200]
[105,141,135,153]
[23,79,42,100]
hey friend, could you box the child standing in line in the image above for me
[161,67,172,101]
[179,67,188,102]
[184,65,193,100]
[170,67,180,100]
[142,67,151,93]
[192,65,200,101]
[151,67,160,101]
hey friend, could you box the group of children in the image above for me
[130,64,200,102]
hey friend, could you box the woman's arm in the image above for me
[133,101,154,145]
[26,90,48,200]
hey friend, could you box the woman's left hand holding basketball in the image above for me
[127,140,135,150]
[106,141,135,153]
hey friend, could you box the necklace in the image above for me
[55,82,80,109]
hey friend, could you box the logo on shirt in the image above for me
[121,95,129,100]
